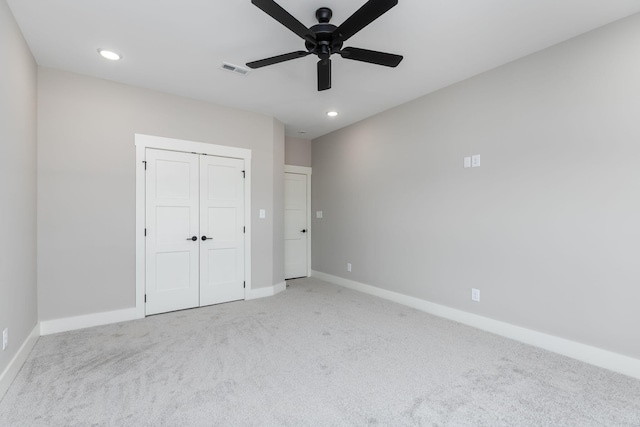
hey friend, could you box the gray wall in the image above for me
[37,68,284,322]
[312,14,640,359]
[0,0,38,373]
[272,122,285,285]
[285,136,312,167]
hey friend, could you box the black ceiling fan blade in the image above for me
[317,59,331,91]
[246,51,310,69]
[251,0,317,45]
[339,47,403,67]
[335,0,398,43]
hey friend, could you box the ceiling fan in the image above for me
[246,0,403,91]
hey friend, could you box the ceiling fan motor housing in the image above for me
[305,8,343,60]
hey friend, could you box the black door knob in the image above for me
[301,229,307,233]
[202,236,212,241]
[187,236,197,241]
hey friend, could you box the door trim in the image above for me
[135,134,252,318]
[285,165,311,278]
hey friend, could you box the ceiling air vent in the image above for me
[221,62,249,76]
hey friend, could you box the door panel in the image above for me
[284,173,308,279]
[156,252,192,291]
[156,207,191,242]
[146,149,200,315]
[155,161,192,199]
[206,164,239,200]
[200,156,245,306]
[208,208,236,241]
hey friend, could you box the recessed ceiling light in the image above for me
[327,111,338,117]
[98,49,121,61]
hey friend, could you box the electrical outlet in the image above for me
[471,288,480,302]
[2,328,7,351]
[347,263,352,272]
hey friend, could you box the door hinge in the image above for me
[144,294,147,303]
[243,226,246,234]
[143,161,147,170]
[243,281,246,289]
[144,228,147,237]
[242,170,245,178]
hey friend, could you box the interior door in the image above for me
[145,149,200,315]
[199,155,245,305]
[284,172,308,279]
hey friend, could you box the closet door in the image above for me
[145,149,200,315]
[199,155,245,306]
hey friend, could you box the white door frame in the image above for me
[135,134,252,318]
[284,165,311,278]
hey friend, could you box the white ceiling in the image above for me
[7,0,640,140]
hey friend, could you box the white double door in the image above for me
[145,148,245,315]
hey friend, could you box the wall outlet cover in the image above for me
[472,154,481,168]
[472,288,480,302]
[316,211,323,219]
[464,157,472,168]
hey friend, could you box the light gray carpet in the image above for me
[1,277,639,426]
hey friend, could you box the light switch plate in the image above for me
[316,211,323,219]
[472,154,481,168]
[259,209,266,219]
[464,157,471,168]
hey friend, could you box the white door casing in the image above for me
[284,166,311,279]
[200,155,245,305]
[135,134,252,318]
[145,149,200,315]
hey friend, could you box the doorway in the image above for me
[284,166,311,279]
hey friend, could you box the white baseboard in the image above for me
[246,281,287,300]
[40,308,140,336]
[273,281,287,295]
[40,284,289,335]
[311,270,640,380]
[0,324,40,401]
